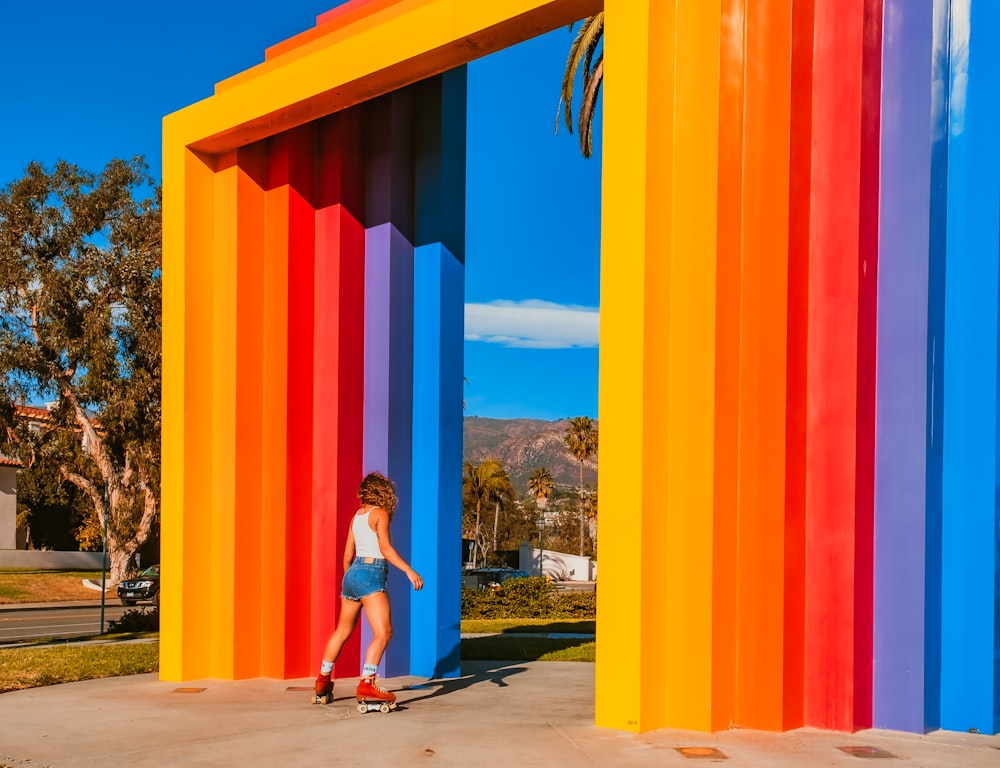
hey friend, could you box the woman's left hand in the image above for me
[408,570,424,591]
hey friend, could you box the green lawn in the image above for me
[0,569,106,604]
[0,639,158,693]
[460,618,595,662]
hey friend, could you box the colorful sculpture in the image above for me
[162,0,999,736]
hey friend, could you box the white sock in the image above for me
[321,660,333,675]
[362,662,378,678]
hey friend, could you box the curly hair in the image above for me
[357,472,398,517]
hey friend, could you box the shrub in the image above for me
[107,607,159,633]
[461,577,596,619]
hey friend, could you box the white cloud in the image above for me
[464,299,599,349]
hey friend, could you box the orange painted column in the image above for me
[597,0,725,733]
[733,0,794,731]
[713,0,744,731]
[232,146,268,679]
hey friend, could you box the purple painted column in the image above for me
[360,89,416,679]
[872,0,934,733]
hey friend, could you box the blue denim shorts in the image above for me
[341,559,388,602]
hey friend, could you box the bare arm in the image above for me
[343,525,356,573]
[370,508,423,590]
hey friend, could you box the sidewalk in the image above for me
[0,659,997,767]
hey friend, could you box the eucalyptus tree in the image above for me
[0,158,161,586]
[564,416,598,555]
[558,13,604,159]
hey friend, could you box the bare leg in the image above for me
[322,598,363,663]
[359,591,393,668]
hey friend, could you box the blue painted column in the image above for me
[872,0,934,733]
[410,68,466,679]
[939,0,1000,735]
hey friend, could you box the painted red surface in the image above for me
[279,127,320,678]
[783,0,814,731]
[803,0,868,731]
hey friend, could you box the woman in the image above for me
[313,472,423,708]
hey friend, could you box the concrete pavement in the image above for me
[1,658,998,767]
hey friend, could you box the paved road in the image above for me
[0,602,131,643]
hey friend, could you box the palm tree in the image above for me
[557,13,604,159]
[527,467,554,510]
[463,457,514,566]
[564,416,598,555]
[528,466,555,577]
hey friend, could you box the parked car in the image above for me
[117,564,160,607]
[463,567,530,591]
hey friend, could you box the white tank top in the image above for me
[352,508,384,559]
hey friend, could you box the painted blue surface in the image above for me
[411,243,464,679]
[873,0,933,733]
[362,223,415,679]
[939,0,1000,734]
[925,0,952,734]
[410,70,466,680]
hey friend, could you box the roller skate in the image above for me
[312,673,334,705]
[355,675,397,713]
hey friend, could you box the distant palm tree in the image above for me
[564,416,598,555]
[527,467,554,510]
[557,13,604,159]
[463,458,514,566]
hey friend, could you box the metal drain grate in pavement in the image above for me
[675,747,727,759]
[837,746,897,759]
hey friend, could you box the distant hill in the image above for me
[463,416,597,495]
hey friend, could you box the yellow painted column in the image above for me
[161,129,217,680]
[596,0,724,733]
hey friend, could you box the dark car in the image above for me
[463,567,530,591]
[117,565,160,607]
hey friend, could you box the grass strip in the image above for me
[461,618,595,635]
[0,569,107,604]
[461,634,595,662]
[0,641,158,693]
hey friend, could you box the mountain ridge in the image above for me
[463,416,598,495]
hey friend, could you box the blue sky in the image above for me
[0,1,601,421]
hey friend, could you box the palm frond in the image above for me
[557,14,605,136]
[578,55,603,159]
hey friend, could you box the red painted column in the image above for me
[784,0,816,732]
[279,125,320,677]
[310,109,367,676]
[802,0,872,731]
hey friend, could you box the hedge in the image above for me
[461,577,596,619]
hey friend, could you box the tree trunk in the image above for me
[578,460,585,556]
[492,500,500,555]
[107,540,137,590]
[474,504,481,568]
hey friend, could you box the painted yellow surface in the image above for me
[595,0,653,734]
[596,0,724,733]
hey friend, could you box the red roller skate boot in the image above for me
[312,673,334,705]
[355,675,397,713]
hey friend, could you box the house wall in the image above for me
[0,466,16,550]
